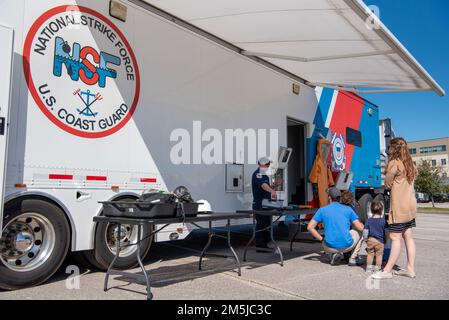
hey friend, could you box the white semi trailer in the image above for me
[0,0,443,289]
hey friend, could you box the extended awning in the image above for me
[141,0,445,96]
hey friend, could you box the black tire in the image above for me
[71,249,104,270]
[383,194,391,213]
[90,197,153,270]
[356,194,373,223]
[0,199,70,290]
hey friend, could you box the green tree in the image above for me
[442,183,449,194]
[415,160,445,207]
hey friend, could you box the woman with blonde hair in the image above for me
[372,138,418,280]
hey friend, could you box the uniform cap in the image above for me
[258,157,272,165]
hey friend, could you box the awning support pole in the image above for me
[307,82,433,94]
[242,50,395,63]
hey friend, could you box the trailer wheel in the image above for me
[356,194,373,223]
[92,222,153,270]
[71,249,104,270]
[90,198,153,270]
[0,199,70,290]
[73,197,154,270]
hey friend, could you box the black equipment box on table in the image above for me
[100,200,199,219]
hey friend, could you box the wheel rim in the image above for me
[105,223,138,257]
[0,213,56,272]
[366,200,373,219]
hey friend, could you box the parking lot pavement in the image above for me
[1,212,448,300]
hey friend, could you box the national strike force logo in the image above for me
[23,5,140,138]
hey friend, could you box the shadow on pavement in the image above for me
[99,225,320,297]
[0,225,322,295]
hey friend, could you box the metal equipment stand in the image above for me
[241,211,284,267]
[195,219,242,276]
[95,213,249,300]
[103,223,153,300]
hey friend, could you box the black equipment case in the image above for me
[101,200,178,219]
[101,190,200,219]
[177,202,200,217]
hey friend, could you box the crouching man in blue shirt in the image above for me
[307,187,365,266]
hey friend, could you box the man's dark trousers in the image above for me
[255,210,271,248]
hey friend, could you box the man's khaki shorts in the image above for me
[322,230,360,254]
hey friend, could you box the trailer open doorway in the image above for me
[286,118,306,206]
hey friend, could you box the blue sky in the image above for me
[362,0,448,142]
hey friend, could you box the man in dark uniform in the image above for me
[252,157,278,252]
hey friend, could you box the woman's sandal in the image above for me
[393,269,416,278]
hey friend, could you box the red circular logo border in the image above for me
[23,5,141,139]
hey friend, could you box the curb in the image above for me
[418,210,449,215]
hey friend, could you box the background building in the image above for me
[409,138,449,180]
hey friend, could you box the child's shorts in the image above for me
[366,238,385,255]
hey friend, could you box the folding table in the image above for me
[93,212,250,300]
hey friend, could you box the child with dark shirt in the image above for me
[363,200,389,272]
